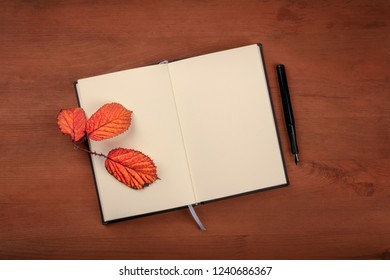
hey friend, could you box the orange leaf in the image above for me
[105,148,158,190]
[57,108,86,142]
[86,103,132,141]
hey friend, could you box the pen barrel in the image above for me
[276,64,295,126]
[287,124,299,154]
[277,64,299,155]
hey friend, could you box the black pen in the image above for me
[276,64,299,165]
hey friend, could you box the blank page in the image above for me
[77,64,195,222]
[168,44,287,202]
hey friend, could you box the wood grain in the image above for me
[0,0,389,260]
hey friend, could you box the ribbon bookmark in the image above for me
[187,205,206,231]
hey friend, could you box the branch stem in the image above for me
[73,142,109,159]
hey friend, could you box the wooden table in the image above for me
[1,0,389,260]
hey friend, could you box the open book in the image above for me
[75,44,288,224]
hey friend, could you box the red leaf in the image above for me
[86,103,132,141]
[57,108,86,142]
[105,148,158,190]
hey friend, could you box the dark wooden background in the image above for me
[1,0,389,260]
